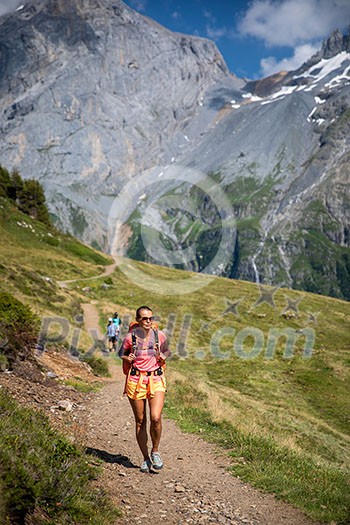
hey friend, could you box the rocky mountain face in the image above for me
[0,1,349,300]
[211,27,350,298]
[0,0,242,244]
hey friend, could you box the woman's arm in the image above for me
[119,334,134,361]
[158,331,171,362]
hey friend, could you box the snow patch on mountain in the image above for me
[295,51,350,83]
[325,64,350,87]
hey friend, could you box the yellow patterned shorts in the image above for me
[126,373,166,400]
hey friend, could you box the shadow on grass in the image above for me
[85,447,138,468]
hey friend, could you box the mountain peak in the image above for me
[320,27,350,59]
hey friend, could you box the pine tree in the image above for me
[8,170,24,203]
[0,165,11,198]
[17,179,51,226]
[0,165,52,226]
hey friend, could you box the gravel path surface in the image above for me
[82,365,321,525]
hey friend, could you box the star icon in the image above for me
[222,297,242,317]
[282,295,304,316]
[202,297,243,329]
[307,311,320,324]
[200,321,211,332]
[253,285,279,309]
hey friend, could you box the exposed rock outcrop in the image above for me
[0,1,349,299]
[0,0,242,247]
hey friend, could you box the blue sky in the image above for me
[1,0,350,78]
[123,0,350,79]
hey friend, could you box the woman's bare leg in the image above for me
[128,398,149,459]
[148,391,165,452]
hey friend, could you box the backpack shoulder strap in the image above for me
[131,330,137,353]
[152,328,160,357]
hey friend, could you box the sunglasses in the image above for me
[140,316,154,322]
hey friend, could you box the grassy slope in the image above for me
[1,199,349,523]
[0,199,118,523]
[0,390,120,525]
[0,197,112,331]
[67,263,350,523]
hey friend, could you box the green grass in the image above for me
[164,380,350,524]
[0,198,111,279]
[59,238,108,265]
[63,379,102,393]
[73,262,350,523]
[0,198,112,319]
[224,174,277,211]
[0,389,121,524]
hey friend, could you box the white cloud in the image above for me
[203,9,234,41]
[203,9,213,20]
[205,24,230,40]
[0,0,23,17]
[238,0,350,47]
[260,43,320,75]
[126,0,147,12]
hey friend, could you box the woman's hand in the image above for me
[157,354,166,367]
[122,353,135,362]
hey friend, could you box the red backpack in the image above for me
[122,321,160,375]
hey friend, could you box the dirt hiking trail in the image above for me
[81,303,321,525]
[58,260,118,288]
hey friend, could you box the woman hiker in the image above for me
[120,305,170,473]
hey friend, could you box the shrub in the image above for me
[43,236,60,247]
[81,354,110,377]
[0,353,8,371]
[0,478,7,525]
[0,292,40,366]
[0,390,120,524]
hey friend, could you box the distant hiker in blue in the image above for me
[106,318,118,352]
[112,312,122,341]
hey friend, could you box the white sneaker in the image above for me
[140,458,152,473]
[151,452,163,470]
